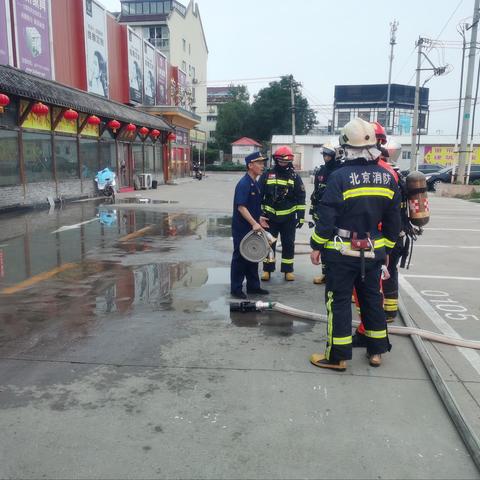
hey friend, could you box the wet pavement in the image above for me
[0,175,479,479]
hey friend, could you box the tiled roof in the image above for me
[0,65,172,131]
[232,137,262,146]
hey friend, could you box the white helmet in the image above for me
[384,137,402,164]
[339,118,376,148]
[321,142,336,158]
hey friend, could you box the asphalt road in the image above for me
[0,173,479,479]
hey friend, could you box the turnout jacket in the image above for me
[310,158,401,262]
[259,167,306,223]
[310,160,342,221]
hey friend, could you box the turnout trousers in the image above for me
[230,235,261,294]
[382,237,404,319]
[324,259,391,362]
[263,217,296,273]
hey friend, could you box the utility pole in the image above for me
[457,0,480,185]
[410,37,424,172]
[385,20,398,133]
[290,75,297,165]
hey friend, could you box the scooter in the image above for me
[95,168,116,200]
[192,163,203,180]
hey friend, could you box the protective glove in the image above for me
[296,218,305,229]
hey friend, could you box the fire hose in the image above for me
[230,300,480,350]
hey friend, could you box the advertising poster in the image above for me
[20,100,51,131]
[79,114,99,138]
[84,0,109,97]
[0,0,13,66]
[128,28,143,104]
[13,0,53,79]
[178,69,187,108]
[423,146,480,165]
[155,51,168,105]
[143,40,155,105]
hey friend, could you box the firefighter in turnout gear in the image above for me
[310,142,343,284]
[353,123,415,347]
[309,118,401,371]
[260,146,306,281]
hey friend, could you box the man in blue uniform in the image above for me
[231,151,270,299]
[309,118,401,371]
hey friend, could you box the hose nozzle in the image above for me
[229,301,273,313]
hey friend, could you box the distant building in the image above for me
[206,86,234,142]
[333,83,429,136]
[118,0,208,133]
[231,137,262,164]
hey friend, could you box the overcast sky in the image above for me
[102,0,477,135]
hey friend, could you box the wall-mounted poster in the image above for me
[178,68,187,108]
[143,40,155,105]
[84,0,109,97]
[0,0,13,66]
[13,0,54,79]
[128,28,143,104]
[155,51,168,105]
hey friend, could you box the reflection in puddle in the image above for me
[117,198,179,205]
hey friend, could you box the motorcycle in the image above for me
[95,168,116,200]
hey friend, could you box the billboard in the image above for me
[0,0,13,66]
[84,0,109,97]
[13,0,54,79]
[143,40,155,105]
[156,50,168,105]
[127,28,143,104]
[423,146,480,166]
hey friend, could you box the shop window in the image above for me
[133,144,143,174]
[358,111,371,122]
[80,138,99,179]
[23,131,53,182]
[55,136,79,179]
[100,141,116,171]
[145,145,154,173]
[0,130,20,186]
[155,144,164,177]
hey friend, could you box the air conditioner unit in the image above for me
[138,173,153,189]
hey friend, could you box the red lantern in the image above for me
[126,123,136,132]
[108,119,121,133]
[87,115,101,125]
[139,126,149,136]
[151,129,160,138]
[32,102,49,116]
[63,109,79,121]
[168,132,176,142]
[0,93,10,113]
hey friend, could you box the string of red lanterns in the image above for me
[126,123,136,132]
[87,115,101,125]
[108,119,121,132]
[139,126,149,136]
[151,129,160,139]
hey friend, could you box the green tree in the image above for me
[214,84,253,152]
[250,75,317,142]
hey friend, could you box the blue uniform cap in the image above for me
[245,151,267,165]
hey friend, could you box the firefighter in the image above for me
[352,123,407,346]
[309,118,401,370]
[230,151,270,299]
[310,142,343,284]
[259,146,306,281]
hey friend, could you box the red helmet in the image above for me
[372,121,387,145]
[273,145,294,161]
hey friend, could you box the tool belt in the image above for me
[334,230,376,259]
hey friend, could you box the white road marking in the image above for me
[51,218,99,233]
[399,276,480,376]
[423,228,480,232]
[402,274,480,281]
[414,245,480,249]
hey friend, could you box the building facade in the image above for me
[206,86,233,142]
[333,84,430,136]
[231,137,262,164]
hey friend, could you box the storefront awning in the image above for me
[0,65,172,132]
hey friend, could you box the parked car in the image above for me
[425,165,480,191]
[401,163,443,176]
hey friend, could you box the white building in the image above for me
[205,86,233,142]
[118,0,208,131]
[231,137,262,164]
[271,135,480,172]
